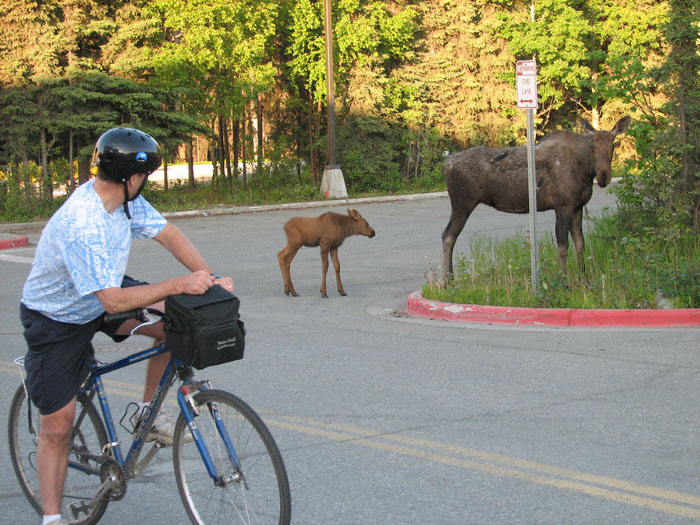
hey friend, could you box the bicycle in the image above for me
[8,307,291,525]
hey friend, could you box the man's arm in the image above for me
[95,271,215,314]
[153,222,211,273]
[94,222,233,314]
[155,222,234,291]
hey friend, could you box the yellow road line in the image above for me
[264,418,700,520]
[267,413,700,508]
[3,360,699,518]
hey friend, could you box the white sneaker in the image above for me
[148,408,178,445]
[132,406,180,446]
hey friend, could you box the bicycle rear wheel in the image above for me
[173,389,291,524]
[8,385,110,525]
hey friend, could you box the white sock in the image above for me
[43,514,61,525]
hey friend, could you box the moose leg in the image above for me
[330,247,346,296]
[277,243,301,296]
[319,246,330,298]
[554,210,573,274]
[441,206,473,278]
[570,208,586,276]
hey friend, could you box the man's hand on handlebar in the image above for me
[179,270,234,295]
[213,275,234,293]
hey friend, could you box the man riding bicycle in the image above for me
[20,127,234,525]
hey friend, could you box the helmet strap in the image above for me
[122,181,132,219]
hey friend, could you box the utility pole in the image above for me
[319,0,348,198]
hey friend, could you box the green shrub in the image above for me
[424,212,700,309]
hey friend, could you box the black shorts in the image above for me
[20,275,148,415]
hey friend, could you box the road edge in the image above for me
[0,235,29,250]
[406,290,700,328]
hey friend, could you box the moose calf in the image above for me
[277,208,376,298]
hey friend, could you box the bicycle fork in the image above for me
[177,382,246,488]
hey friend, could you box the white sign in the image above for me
[516,60,538,110]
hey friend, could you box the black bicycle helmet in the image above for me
[92,128,161,219]
[92,127,162,182]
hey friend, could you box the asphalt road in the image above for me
[1,187,699,524]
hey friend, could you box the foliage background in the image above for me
[0,0,697,236]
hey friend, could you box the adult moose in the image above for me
[441,116,631,279]
[278,208,376,297]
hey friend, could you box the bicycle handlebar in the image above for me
[104,307,164,325]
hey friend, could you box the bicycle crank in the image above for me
[100,458,127,501]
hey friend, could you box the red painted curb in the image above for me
[406,291,700,327]
[0,235,29,250]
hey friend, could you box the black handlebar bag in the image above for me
[164,284,245,369]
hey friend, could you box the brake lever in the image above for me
[130,310,163,335]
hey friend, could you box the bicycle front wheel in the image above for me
[173,389,291,524]
[8,385,110,525]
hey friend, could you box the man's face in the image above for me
[127,173,148,200]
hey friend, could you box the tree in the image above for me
[491,0,666,128]
[0,0,62,86]
[611,0,700,234]
[286,0,417,184]
[149,0,279,184]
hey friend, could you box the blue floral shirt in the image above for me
[22,179,167,324]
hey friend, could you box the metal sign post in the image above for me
[516,59,539,295]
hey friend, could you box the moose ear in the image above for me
[348,208,360,220]
[579,117,596,134]
[611,116,631,136]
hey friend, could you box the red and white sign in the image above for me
[516,60,538,110]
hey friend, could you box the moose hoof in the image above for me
[321,293,328,298]
[339,291,347,296]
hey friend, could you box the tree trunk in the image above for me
[222,115,232,181]
[257,96,263,174]
[186,141,195,187]
[296,112,303,181]
[242,109,247,186]
[248,106,255,178]
[40,127,52,200]
[21,153,32,208]
[163,156,168,191]
[211,118,218,180]
[217,115,228,181]
[78,152,90,185]
[311,98,322,184]
[68,130,76,193]
[233,116,240,184]
[308,97,317,184]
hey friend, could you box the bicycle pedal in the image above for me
[66,500,92,520]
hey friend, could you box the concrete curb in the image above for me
[161,191,448,219]
[406,291,700,328]
[0,234,29,250]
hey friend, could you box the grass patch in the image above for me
[423,212,700,309]
[141,170,321,211]
[0,161,447,222]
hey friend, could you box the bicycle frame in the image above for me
[78,342,241,485]
[12,311,291,525]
